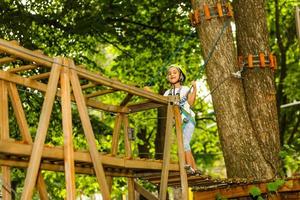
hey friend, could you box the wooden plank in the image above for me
[0,70,128,113]
[21,58,61,200]
[81,82,98,89]
[0,159,138,177]
[0,39,54,67]
[0,80,11,200]
[134,181,158,200]
[173,106,189,200]
[194,178,300,200]
[127,101,164,113]
[0,141,180,171]
[296,7,300,44]
[85,89,117,98]
[8,83,49,200]
[159,103,174,200]
[29,72,50,80]
[69,67,110,200]
[0,57,15,64]
[61,60,76,200]
[7,64,39,73]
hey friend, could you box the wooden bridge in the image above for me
[2,39,300,200]
[0,38,203,200]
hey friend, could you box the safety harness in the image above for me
[168,86,196,126]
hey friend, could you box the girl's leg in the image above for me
[182,121,197,169]
[185,150,197,170]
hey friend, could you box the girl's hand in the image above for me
[191,80,197,89]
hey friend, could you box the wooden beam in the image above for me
[81,82,98,89]
[61,60,76,200]
[7,83,49,200]
[0,80,11,200]
[134,181,158,200]
[174,106,189,200]
[21,58,61,200]
[29,72,50,80]
[0,159,140,177]
[8,83,32,142]
[85,89,117,98]
[296,6,300,44]
[0,70,128,113]
[159,103,174,200]
[0,39,54,68]
[127,101,164,113]
[0,141,180,171]
[0,57,15,64]
[194,178,300,200]
[7,64,39,73]
[70,67,110,199]
[76,69,168,104]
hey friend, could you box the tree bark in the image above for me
[192,0,276,178]
[234,0,281,177]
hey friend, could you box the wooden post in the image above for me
[173,106,189,200]
[69,67,110,200]
[61,59,76,200]
[0,80,11,200]
[8,83,49,200]
[123,115,135,200]
[21,58,62,200]
[159,102,174,200]
[107,113,123,192]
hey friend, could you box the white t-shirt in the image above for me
[164,86,195,119]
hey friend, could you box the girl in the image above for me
[164,64,198,174]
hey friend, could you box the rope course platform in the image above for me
[0,39,300,200]
[0,38,203,200]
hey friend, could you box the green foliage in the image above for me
[267,179,285,193]
[249,186,262,198]
[280,145,300,175]
[1,0,299,198]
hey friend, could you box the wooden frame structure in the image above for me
[0,39,190,200]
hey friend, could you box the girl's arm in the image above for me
[188,81,197,106]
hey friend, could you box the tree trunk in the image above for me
[234,0,281,177]
[191,0,275,178]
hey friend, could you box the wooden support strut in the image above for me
[69,64,111,200]
[174,105,189,200]
[61,58,76,200]
[159,101,174,200]
[21,58,62,200]
[8,83,49,200]
[0,80,11,200]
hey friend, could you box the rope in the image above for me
[196,18,231,77]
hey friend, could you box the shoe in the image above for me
[184,165,196,174]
